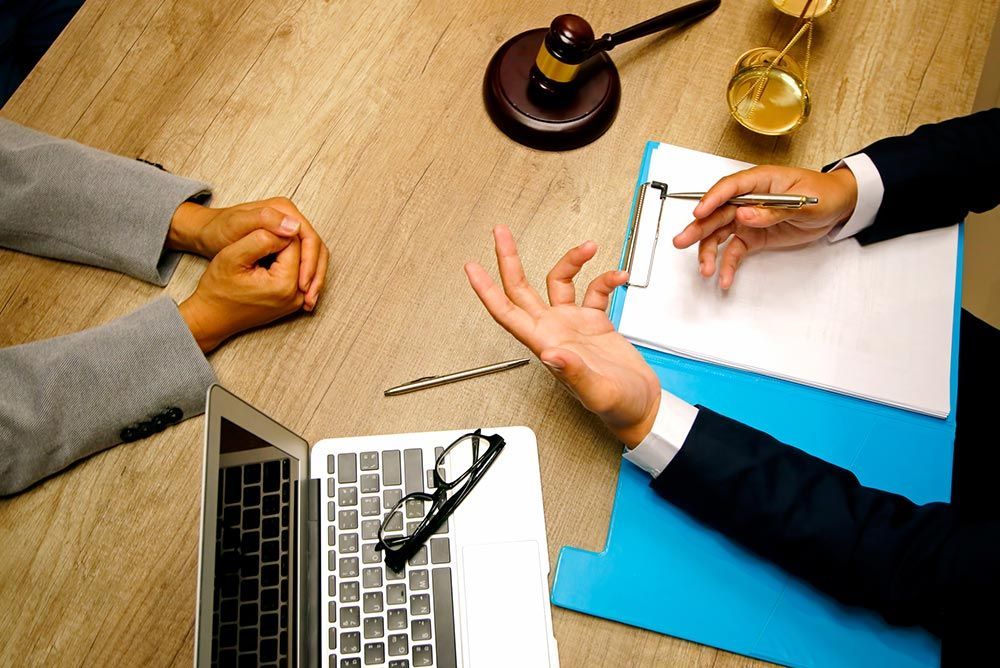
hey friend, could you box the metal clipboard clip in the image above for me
[623,181,668,288]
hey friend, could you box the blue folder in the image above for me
[550,141,962,667]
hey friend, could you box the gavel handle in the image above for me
[592,0,722,53]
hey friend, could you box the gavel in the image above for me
[483,0,722,150]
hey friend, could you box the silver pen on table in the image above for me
[666,192,819,209]
[384,358,531,396]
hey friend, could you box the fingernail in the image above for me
[280,217,300,233]
[542,359,564,371]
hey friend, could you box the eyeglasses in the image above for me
[376,429,505,571]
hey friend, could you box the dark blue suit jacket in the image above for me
[650,109,1000,665]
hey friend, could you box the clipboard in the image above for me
[549,140,958,667]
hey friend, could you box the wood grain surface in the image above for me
[1,0,996,665]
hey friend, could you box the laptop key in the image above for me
[339,510,359,531]
[338,454,357,484]
[340,606,360,628]
[409,594,430,615]
[329,627,338,649]
[360,451,379,471]
[412,644,433,667]
[431,567,458,668]
[339,487,358,507]
[360,474,379,494]
[388,661,409,668]
[383,488,403,510]
[341,659,360,668]
[408,546,427,566]
[361,543,380,564]
[430,537,450,563]
[340,581,360,603]
[405,499,424,519]
[340,557,359,578]
[339,534,358,554]
[383,450,402,486]
[364,642,385,665]
[384,513,403,533]
[327,454,336,475]
[340,631,361,654]
[386,583,406,605]
[360,497,380,517]
[387,607,407,630]
[328,601,337,623]
[362,566,382,588]
[361,519,380,540]
[388,633,408,657]
[362,591,383,613]
[386,563,405,581]
[409,569,429,591]
[363,616,384,639]
[403,449,423,495]
[411,618,431,641]
[328,654,337,668]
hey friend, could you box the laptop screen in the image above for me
[209,416,299,666]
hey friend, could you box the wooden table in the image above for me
[1,0,996,664]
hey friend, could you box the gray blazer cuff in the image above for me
[0,296,217,496]
[0,118,212,285]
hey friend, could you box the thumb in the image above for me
[227,206,301,240]
[220,229,293,267]
[540,348,601,401]
[734,206,793,228]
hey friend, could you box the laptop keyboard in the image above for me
[325,447,457,668]
[212,459,293,667]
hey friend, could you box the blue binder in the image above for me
[550,141,962,667]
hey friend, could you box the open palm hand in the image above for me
[465,226,661,446]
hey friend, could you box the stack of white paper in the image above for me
[618,143,958,418]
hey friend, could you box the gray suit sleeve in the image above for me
[0,118,211,285]
[0,296,217,496]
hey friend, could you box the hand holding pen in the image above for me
[671,165,860,289]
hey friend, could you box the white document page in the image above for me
[618,143,957,417]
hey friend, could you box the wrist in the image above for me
[828,166,858,227]
[178,293,228,353]
[168,202,212,255]
[617,390,662,450]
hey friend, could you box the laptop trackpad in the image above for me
[461,540,551,666]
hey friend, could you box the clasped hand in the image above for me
[169,197,330,352]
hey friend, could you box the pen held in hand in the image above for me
[666,191,819,209]
[384,358,531,396]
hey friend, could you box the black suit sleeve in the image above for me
[839,108,1000,245]
[651,407,1000,637]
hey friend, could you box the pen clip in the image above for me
[760,201,803,209]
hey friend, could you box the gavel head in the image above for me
[531,14,596,96]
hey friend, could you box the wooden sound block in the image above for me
[483,28,621,151]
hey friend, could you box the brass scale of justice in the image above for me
[483,0,722,151]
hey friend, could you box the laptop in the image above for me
[194,384,559,667]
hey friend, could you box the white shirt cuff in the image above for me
[622,390,699,478]
[826,152,884,242]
